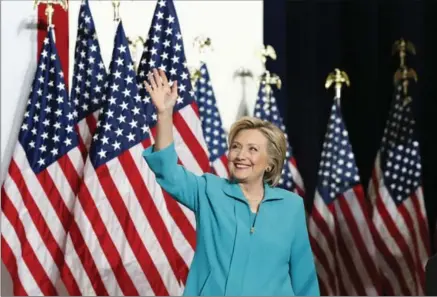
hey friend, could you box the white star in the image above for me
[126,132,135,142]
[115,57,123,66]
[64,138,72,146]
[118,44,127,53]
[114,70,122,79]
[122,89,131,97]
[112,141,121,150]
[98,149,107,159]
[51,148,59,156]
[101,135,109,145]
[120,102,129,110]
[115,128,123,137]
[37,158,45,166]
[103,123,112,131]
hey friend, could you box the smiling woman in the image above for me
[141,68,320,296]
[227,117,287,213]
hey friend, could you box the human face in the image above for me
[228,129,270,185]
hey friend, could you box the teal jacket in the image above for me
[143,143,319,296]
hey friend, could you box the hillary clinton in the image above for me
[142,68,320,296]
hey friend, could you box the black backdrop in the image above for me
[264,0,437,253]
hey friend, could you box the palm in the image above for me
[144,69,178,114]
[153,85,177,113]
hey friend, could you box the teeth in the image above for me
[235,164,249,168]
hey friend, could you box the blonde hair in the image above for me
[228,116,287,186]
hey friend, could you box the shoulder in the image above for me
[273,187,305,209]
[269,187,307,226]
[201,172,229,187]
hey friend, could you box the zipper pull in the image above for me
[250,227,255,234]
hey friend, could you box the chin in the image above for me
[229,172,248,182]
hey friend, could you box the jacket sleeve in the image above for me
[142,142,205,213]
[289,199,320,296]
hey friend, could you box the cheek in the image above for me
[227,152,235,162]
[252,154,269,169]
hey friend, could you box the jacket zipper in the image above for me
[249,201,264,235]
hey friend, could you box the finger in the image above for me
[159,68,169,86]
[148,71,158,90]
[153,68,163,87]
[144,80,153,93]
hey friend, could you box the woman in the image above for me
[142,68,319,296]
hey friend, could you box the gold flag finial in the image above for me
[392,38,416,68]
[260,70,282,97]
[34,0,68,10]
[394,67,418,99]
[112,0,120,22]
[259,45,277,65]
[127,36,145,72]
[193,35,213,55]
[325,68,350,99]
[189,66,202,87]
[34,0,68,29]
[191,36,213,86]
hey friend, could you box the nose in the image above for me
[235,148,247,160]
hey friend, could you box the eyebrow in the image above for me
[232,141,260,147]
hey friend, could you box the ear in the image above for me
[266,166,272,173]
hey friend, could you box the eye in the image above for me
[230,143,239,149]
[250,147,258,152]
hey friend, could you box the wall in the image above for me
[0,0,263,294]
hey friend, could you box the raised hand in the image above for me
[144,68,178,116]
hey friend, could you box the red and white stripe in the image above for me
[0,4,84,295]
[288,156,305,197]
[211,154,230,179]
[368,153,430,295]
[1,142,84,296]
[62,103,210,295]
[308,184,381,295]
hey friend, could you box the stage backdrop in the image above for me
[264,0,437,250]
[0,1,263,295]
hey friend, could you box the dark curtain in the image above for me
[264,0,437,253]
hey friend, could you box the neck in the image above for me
[238,180,264,198]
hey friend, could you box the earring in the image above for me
[266,167,271,172]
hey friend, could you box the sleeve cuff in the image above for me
[142,142,178,175]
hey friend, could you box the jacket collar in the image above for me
[222,179,284,203]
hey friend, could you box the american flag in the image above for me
[367,82,430,295]
[307,99,381,295]
[137,0,211,292]
[253,80,305,196]
[194,63,229,178]
[1,28,83,295]
[70,0,108,152]
[60,1,112,294]
[62,20,195,296]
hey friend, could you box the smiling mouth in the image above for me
[234,163,251,169]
